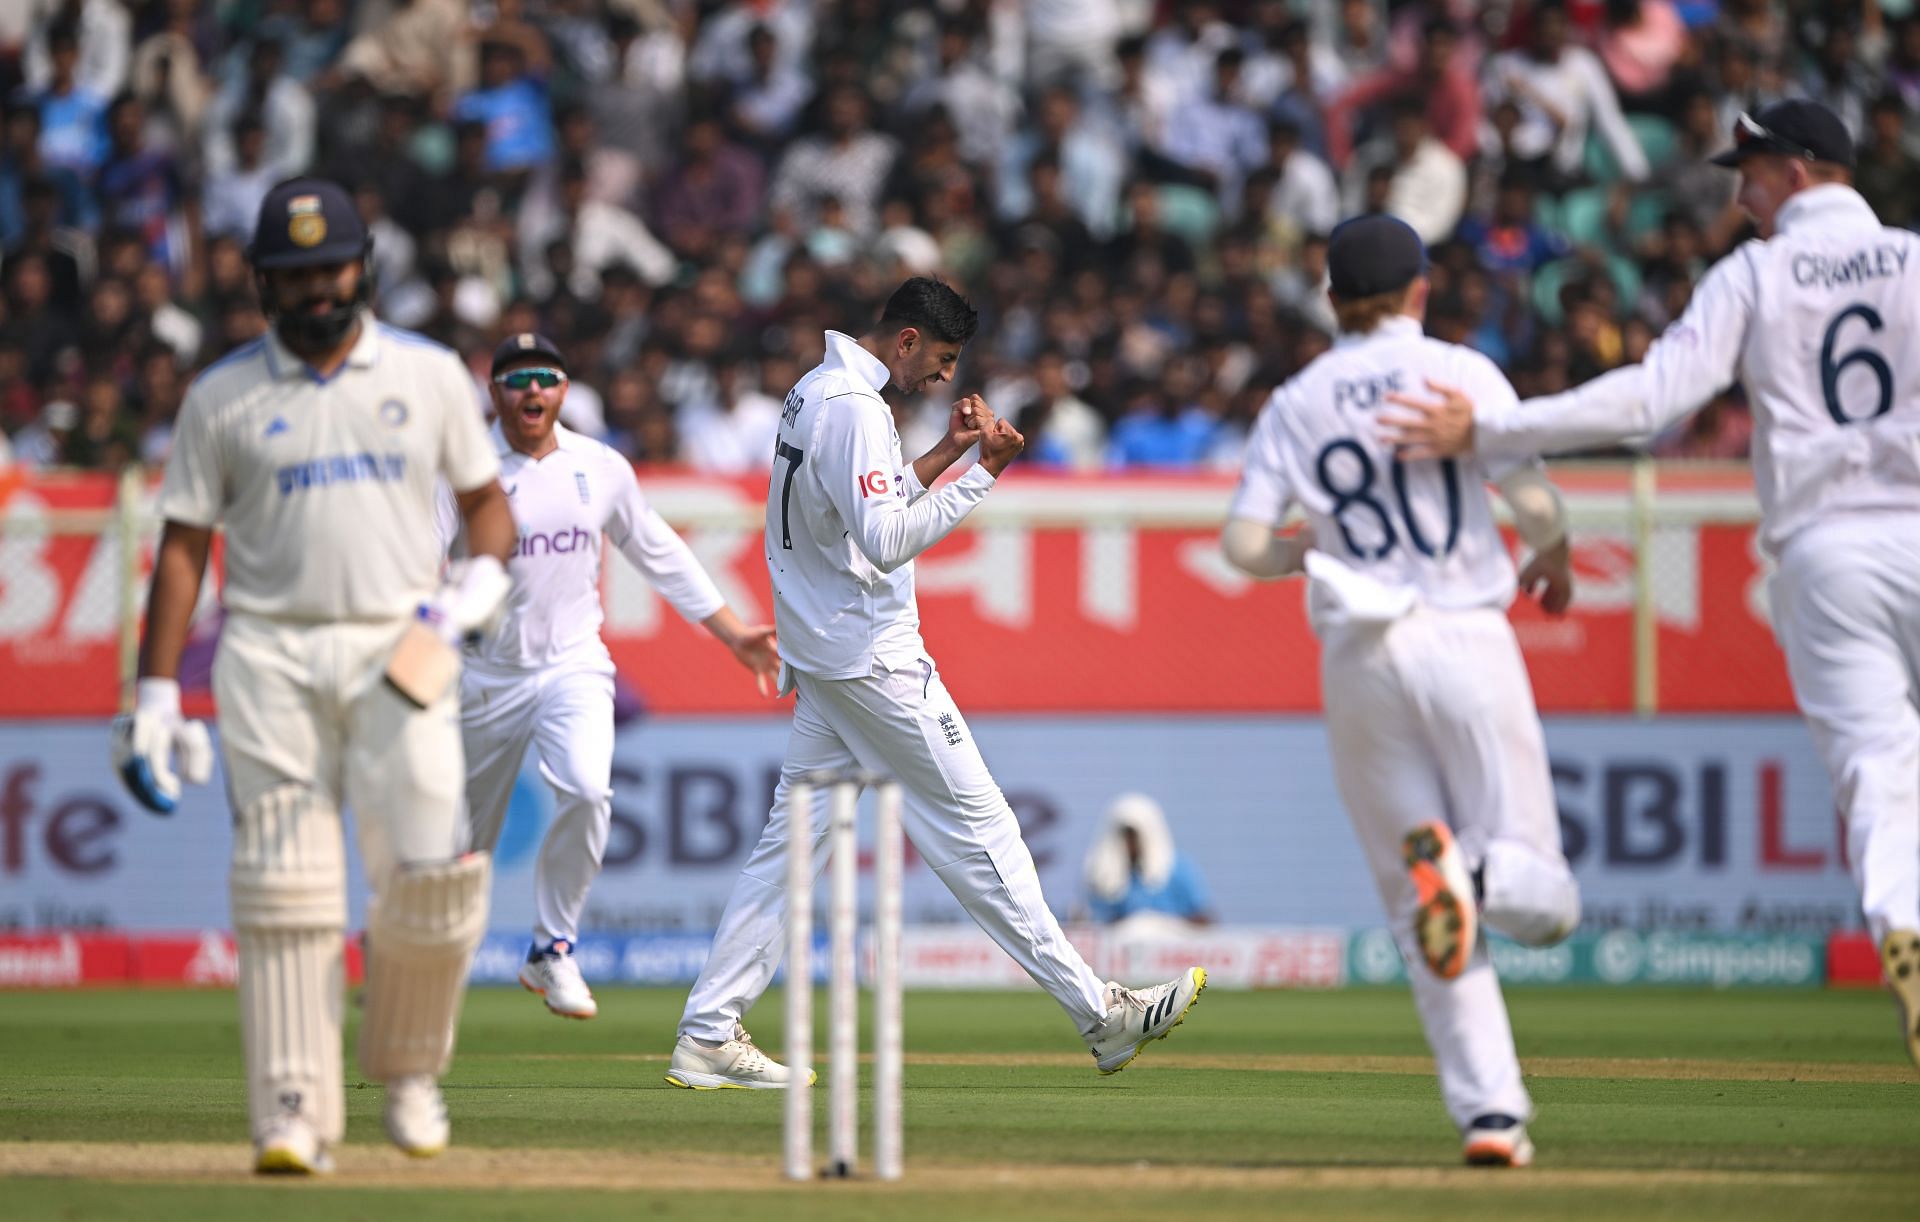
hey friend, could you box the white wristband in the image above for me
[135,677,183,717]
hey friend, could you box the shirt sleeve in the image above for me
[814,391,996,575]
[605,458,727,624]
[439,354,501,492]
[1453,349,1528,482]
[1476,247,1756,460]
[1225,387,1296,525]
[155,379,225,528]
[1167,854,1212,920]
[432,479,462,559]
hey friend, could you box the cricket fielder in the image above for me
[111,177,515,1173]
[1223,215,1581,1166]
[441,332,780,1020]
[1384,99,1920,1072]
[668,278,1206,1089]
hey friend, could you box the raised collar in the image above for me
[822,329,891,394]
[1334,314,1423,350]
[1773,184,1880,237]
[262,312,379,384]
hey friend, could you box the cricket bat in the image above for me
[383,621,459,708]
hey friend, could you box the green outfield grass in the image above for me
[2,985,1916,1219]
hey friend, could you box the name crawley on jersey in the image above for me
[1790,244,1908,288]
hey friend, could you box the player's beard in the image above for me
[266,266,372,354]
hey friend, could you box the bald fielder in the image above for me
[668,278,1206,1090]
[1224,215,1581,1166]
[439,332,779,1020]
[111,177,515,1173]
[1384,99,1920,1071]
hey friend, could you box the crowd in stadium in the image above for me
[0,0,1916,475]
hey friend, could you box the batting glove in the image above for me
[417,554,512,647]
[110,677,214,815]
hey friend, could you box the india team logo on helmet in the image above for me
[287,194,327,248]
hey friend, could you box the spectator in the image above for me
[1346,98,1468,244]
[23,0,130,100]
[4,175,91,317]
[452,38,555,177]
[678,359,782,474]
[127,0,212,160]
[902,15,1021,168]
[1326,16,1482,170]
[996,85,1126,239]
[1025,0,1123,91]
[1083,794,1216,928]
[519,158,677,301]
[331,0,475,102]
[203,37,313,180]
[1857,92,1920,228]
[131,259,198,368]
[729,22,812,148]
[1016,347,1106,471]
[201,115,275,240]
[1483,0,1650,185]
[1264,118,1340,244]
[768,84,896,236]
[95,93,189,272]
[652,112,765,262]
[1598,0,1688,103]
[1160,47,1268,218]
[26,19,110,180]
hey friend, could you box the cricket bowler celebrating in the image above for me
[112,177,515,1173]
[1383,99,1920,1072]
[441,332,780,1020]
[668,278,1206,1089]
[1223,215,1582,1166]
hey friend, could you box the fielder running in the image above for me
[1383,99,1920,1071]
[439,332,780,1020]
[1223,215,1582,1166]
[112,178,514,1173]
[668,278,1206,1089]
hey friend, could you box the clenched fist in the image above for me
[979,415,1025,477]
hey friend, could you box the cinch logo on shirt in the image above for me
[514,526,595,557]
[275,453,407,495]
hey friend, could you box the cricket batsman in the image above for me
[112,177,516,1173]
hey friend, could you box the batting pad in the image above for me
[358,853,491,1081]
[230,784,349,1144]
[1480,839,1581,947]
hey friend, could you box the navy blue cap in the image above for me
[1327,214,1428,299]
[1710,99,1855,169]
[491,331,568,375]
[248,177,370,269]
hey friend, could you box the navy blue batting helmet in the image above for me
[248,177,371,269]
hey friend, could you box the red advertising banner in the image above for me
[0,467,1793,718]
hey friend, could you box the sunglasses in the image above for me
[493,367,567,390]
[1731,113,1816,161]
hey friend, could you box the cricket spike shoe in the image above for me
[1405,821,1477,980]
[664,1022,815,1090]
[1882,928,1920,1071]
[1463,1114,1534,1167]
[1086,966,1208,1074]
[385,1074,450,1158]
[520,938,598,1019]
[254,1114,332,1175]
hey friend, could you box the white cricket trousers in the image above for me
[679,657,1109,1044]
[1770,514,1920,944]
[1320,605,1575,1131]
[459,660,616,945]
[213,612,466,1143]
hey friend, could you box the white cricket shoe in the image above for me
[254,1114,331,1175]
[1405,821,1477,981]
[520,939,598,1019]
[664,1023,815,1090]
[385,1074,449,1158]
[1463,1113,1534,1167]
[1882,928,1920,1070]
[1085,966,1208,1074]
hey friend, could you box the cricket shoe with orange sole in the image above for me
[1405,821,1477,980]
[1463,1113,1534,1167]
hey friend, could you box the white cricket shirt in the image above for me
[437,421,725,671]
[1230,316,1530,630]
[1476,184,1920,554]
[768,330,996,678]
[158,318,500,621]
